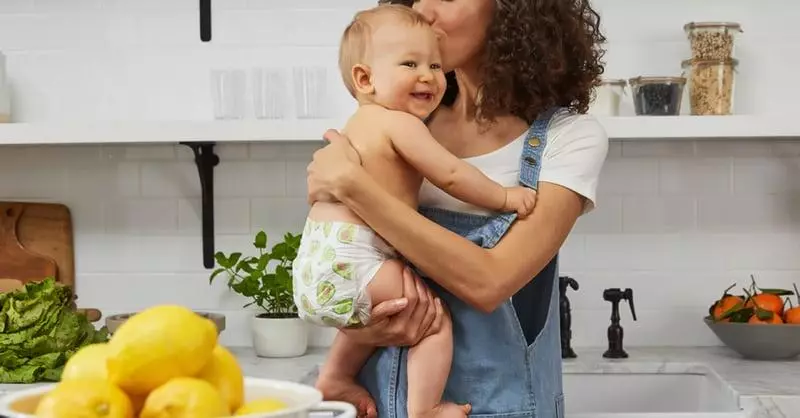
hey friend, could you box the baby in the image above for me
[293,5,538,418]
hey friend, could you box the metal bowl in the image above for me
[703,317,800,360]
[105,311,226,336]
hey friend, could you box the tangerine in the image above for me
[748,311,783,324]
[712,295,743,321]
[784,307,800,324]
[745,293,785,316]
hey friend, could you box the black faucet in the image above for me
[602,288,637,359]
[559,276,579,359]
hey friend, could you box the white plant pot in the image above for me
[251,314,309,358]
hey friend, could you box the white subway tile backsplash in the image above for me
[622,196,696,233]
[659,158,731,195]
[732,157,800,194]
[621,141,694,159]
[217,161,287,197]
[66,162,140,198]
[106,198,179,233]
[573,197,623,234]
[141,162,199,197]
[597,159,660,195]
[695,140,773,158]
[2,0,800,348]
[178,198,251,235]
[251,197,308,235]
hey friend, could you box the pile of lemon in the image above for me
[35,305,288,418]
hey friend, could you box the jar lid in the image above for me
[628,76,687,85]
[681,58,739,67]
[683,22,743,32]
[600,79,626,86]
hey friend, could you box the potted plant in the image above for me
[209,230,307,358]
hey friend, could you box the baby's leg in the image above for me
[369,262,468,418]
[316,260,406,405]
[407,307,469,418]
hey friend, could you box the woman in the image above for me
[307,1,608,417]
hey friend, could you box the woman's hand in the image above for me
[306,129,362,205]
[343,266,445,346]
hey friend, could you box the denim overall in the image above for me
[358,107,565,418]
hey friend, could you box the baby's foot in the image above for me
[316,375,377,418]
[413,402,472,418]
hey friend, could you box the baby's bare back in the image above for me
[308,106,424,225]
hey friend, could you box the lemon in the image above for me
[235,398,289,415]
[106,305,218,395]
[196,345,245,412]
[61,343,111,381]
[140,377,229,418]
[35,379,133,418]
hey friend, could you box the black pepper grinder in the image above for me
[602,288,637,359]
[559,276,579,359]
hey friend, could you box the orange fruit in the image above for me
[745,293,785,316]
[749,312,783,324]
[784,307,800,324]
[712,295,743,321]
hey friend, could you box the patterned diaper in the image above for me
[292,218,397,328]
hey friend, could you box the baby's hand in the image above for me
[503,186,538,218]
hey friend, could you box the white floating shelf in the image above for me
[0,119,344,146]
[597,115,800,140]
[0,115,797,145]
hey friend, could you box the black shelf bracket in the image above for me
[181,142,219,268]
[199,0,212,42]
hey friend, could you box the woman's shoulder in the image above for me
[544,109,608,150]
[538,109,610,213]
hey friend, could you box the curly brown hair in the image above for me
[378,0,606,124]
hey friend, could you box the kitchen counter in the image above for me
[1,346,798,417]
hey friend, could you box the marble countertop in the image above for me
[1,346,798,417]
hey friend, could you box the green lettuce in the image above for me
[0,278,109,383]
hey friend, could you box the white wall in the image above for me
[1,0,798,348]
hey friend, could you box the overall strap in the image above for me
[518,107,561,189]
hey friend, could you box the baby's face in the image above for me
[366,23,446,119]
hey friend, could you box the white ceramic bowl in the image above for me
[0,377,356,418]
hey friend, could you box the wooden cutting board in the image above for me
[0,202,74,290]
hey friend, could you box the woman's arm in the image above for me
[338,167,581,313]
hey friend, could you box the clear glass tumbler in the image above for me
[292,66,328,119]
[252,68,288,119]
[210,69,246,120]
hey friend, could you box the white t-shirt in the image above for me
[418,109,609,216]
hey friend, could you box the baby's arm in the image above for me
[385,110,536,216]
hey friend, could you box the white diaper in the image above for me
[292,218,397,328]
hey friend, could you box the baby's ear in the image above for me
[351,64,375,95]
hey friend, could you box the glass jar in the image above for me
[0,85,9,123]
[683,22,742,60]
[681,58,737,116]
[589,79,626,116]
[628,76,686,116]
[0,51,8,123]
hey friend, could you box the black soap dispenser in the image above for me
[602,288,637,359]
[559,276,579,359]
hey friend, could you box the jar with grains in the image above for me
[681,58,737,116]
[589,79,626,116]
[683,22,742,60]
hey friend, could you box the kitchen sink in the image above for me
[303,365,748,418]
[563,367,746,418]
